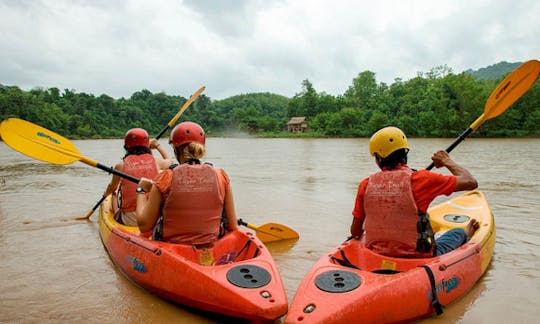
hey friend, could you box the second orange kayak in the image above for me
[285,190,495,324]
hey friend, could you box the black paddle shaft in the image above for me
[90,196,107,212]
[155,125,170,140]
[96,162,140,183]
[237,218,248,226]
[426,127,473,170]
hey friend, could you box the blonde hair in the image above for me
[177,142,206,163]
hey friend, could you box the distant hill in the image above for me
[463,61,522,80]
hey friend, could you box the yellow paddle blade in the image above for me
[0,118,81,164]
[249,222,299,243]
[155,86,206,139]
[168,86,206,127]
[471,59,540,130]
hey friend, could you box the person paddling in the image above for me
[103,128,172,226]
[350,126,480,257]
[136,122,239,246]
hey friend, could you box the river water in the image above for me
[1,137,539,323]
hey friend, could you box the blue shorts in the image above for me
[434,228,468,256]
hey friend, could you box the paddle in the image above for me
[238,218,299,243]
[81,86,206,219]
[426,59,540,170]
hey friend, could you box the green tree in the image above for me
[344,71,378,110]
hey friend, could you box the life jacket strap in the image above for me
[416,211,437,254]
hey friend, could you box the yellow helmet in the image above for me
[369,127,409,158]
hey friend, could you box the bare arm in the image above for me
[223,184,239,231]
[350,217,364,237]
[136,178,162,233]
[150,139,173,170]
[431,150,478,191]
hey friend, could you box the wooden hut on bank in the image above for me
[287,117,307,133]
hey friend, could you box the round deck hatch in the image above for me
[315,270,361,293]
[443,214,470,223]
[226,265,271,288]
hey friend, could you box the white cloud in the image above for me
[1,0,538,100]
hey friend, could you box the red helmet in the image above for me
[124,128,149,148]
[169,122,205,147]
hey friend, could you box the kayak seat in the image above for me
[188,231,262,265]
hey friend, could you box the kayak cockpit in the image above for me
[164,230,264,265]
[327,238,437,274]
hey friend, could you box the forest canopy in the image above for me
[1,62,539,139]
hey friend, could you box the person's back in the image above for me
[103,128,172,226]
[136,122,239,246]
[363,166,430,257]
[156,162,228,245]
[119,152,158,213]
[351,126,479,257]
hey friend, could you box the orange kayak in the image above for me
[98,196,288,322]
[285,190,495,324]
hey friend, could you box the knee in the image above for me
[453,228,468,244]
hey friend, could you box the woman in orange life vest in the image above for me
[135,122,239,246]
[103,128,172,226]
[350,126,480,257]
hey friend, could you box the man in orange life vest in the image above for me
[136,122,239,246]
[350,126,480,257]
[103,128,172,226]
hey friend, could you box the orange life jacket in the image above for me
[364,167,433,257]
[119,154,158,212]
[160,163,225,245]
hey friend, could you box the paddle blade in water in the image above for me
[255,223,299,243]
[0,118,81,165]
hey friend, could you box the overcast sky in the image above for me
[1,0,539,100]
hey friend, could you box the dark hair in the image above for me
[379,148,408,170]
[123,146,152,159]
